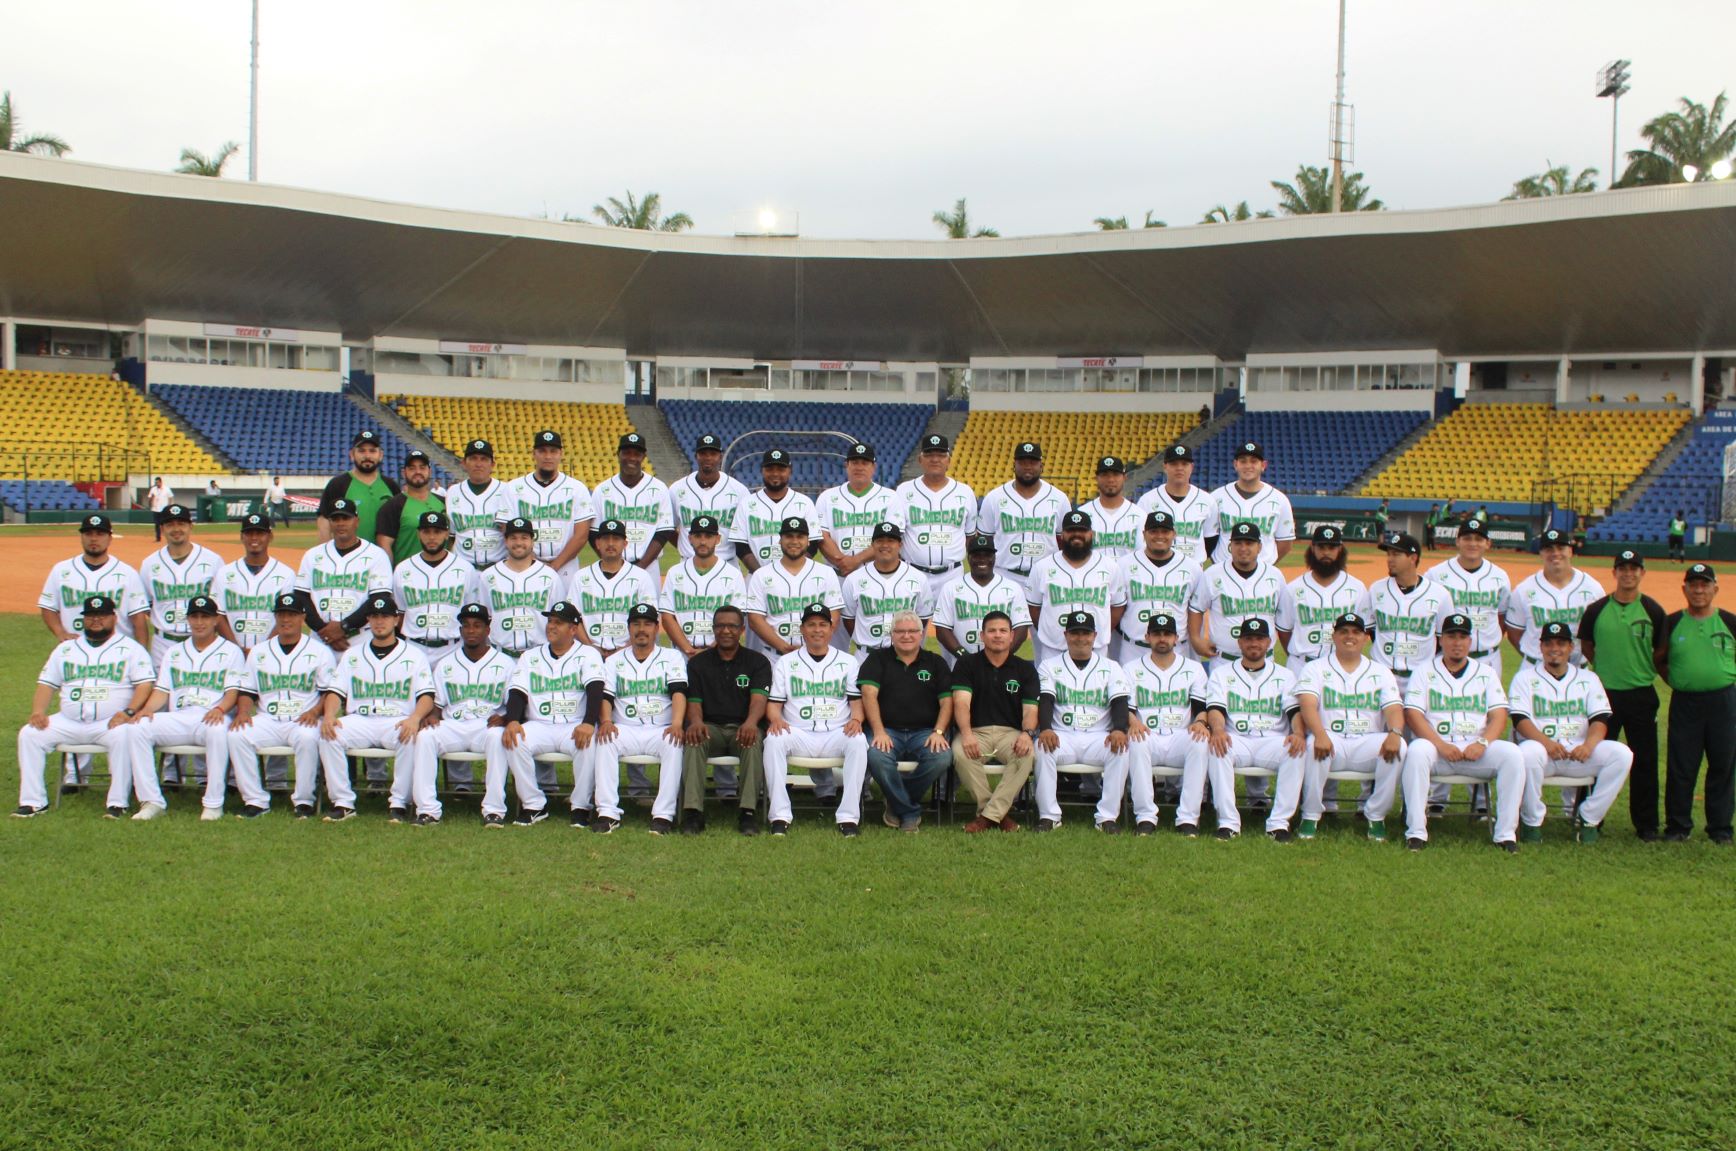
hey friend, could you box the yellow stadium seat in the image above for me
[382,394,640,486]
[950,410,1197,502]
[0,370,225,480]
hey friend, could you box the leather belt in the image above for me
[913,563,953,575]
[404,635,452,648]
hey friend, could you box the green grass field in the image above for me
[3,569,1734,1147]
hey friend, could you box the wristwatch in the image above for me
[123,707,137,718]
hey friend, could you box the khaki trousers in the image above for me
[952,725,1033,822]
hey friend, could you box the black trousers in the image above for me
[1605,685,1661,835]
[1664,685,1736,840]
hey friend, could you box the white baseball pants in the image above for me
[123,710,238,813]
[489,721,589,818]
[228,715,318,811]
[1398,739,1525,843]
[1034,730,1129,826]
[1182,733,1303,834]
[1302,733,1398,822]
[595,724,685,822]
[1121,729,1192,825]
[317,716,434,815]
[1519,740,1633,829]
[16,716,145,811]
[762,727,870,826]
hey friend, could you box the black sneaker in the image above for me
[1214,827,1238,841]
[1268,828,1292,843]
[13,805,47,819]
[1636,828,1660,842]
[482,812,506,828]
[323,807,356,823]
[415,813,441,826]
[1246,795,1270,811]
[1663,830,1691,842]
[293,804,314,820]
[1135,820,1157,836]
[838,822,860,838]
[1035,818,1059,832]
[680,810,704,836]
[590,816,620,835]
[1096,820,1121,835]
[1426,803,1446,817]
[238,805,267,819]
[58,783,84,795]
[1406,837,1426,852]
[570,807,593,828]
[738,810,759,837]
[388,807,410,824]
[648,817,675,836]
[769,819,789,836]
[511,808,548,827]
[1174,823,1199,838]
[103,806,126,820]
[1497,839,1518,854]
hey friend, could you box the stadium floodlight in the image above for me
[758,208,779,232]
[1596,60,1631,188]
[733,206,799,237]
[1682,164,1699,183]
[1711,159,1734,181]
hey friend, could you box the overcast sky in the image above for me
[7,0,1731,237]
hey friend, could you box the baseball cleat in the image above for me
[103,806,126,820]
[838,822,860,838]
[132,802,167,821]
[512,808,548,827]
[1497,839,1518,854]
[589,816,620,835]
[1296,819,1318,840]
[737,810,759,837]
[570,807,593,828]
[323,807,356,823]
[1576,823,1600,844]
[1135,820,1157,837]
[1406,837,1426,852]
[1519,825,1543,844]
[1174,823,1199,838]
[1365,819,1387,842]
[1096,820,1120,835]
[200,807,223,822]
[648,817,674,836]
[1035,818,1059,832]
[387,807,410,824]
[768,819,790,836]
[12,805,47,819]
[482,812,506,828]
[238,805,267,819]
[415,813,441,826]
[293,804,315,819]
[1214,827,1238,841]
[1267,828,1292,843]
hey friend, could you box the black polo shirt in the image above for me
[859,647,952,731]
[685,646,772,727]
[950,650,1039,730]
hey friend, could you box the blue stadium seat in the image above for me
[1588,411,1736,543]
[152,385,423,476]
[1134,409,1428,499]
[660,399,931,494]
[0,480,101,514]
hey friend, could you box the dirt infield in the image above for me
[0,523,1717,615]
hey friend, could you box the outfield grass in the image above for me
[2,615,1733,1149]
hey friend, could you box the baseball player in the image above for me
[1209,440,1295,565]
[374,449,446,567]
[227,594,334,819]
[316,594,438,824]
[1424,517,1511,675]
[744,516,844,658]
[976,441,1069,590]
[1385,614,1528,850]
[443,439,511,570]
[591,431,676,569]
[474,517,562,656]
[1505,527,1604,667]
[1032,611,1132,832]
[1136,444,1217,566]
[489,600,606,829]
[762,603,871,836]
[1074,455,1142,562]
[1188,521,1296,668]
[592,603,689,835]
[1185,617,1308,840]
[815,442,905,577]
[424,603,516,804]
[500,429,594,575]
[317,428,399,543]
[1509,621,1633,843]
[933,533,1029,663]
[138,502,223,665]
[568,519,659,658]
[39,514,149,643]
[1120,612,1209,834]
[1026,510,1126,667]
[294,497,393,652]
[659,515,748,659]
[123,596,246,820]
[1285,525,1372,664]
[669,433,749,563]
[1293,612,1405,839]
[392,511,471,665]
[731,448,819,575]
[1368,532,1455,687]
[840,522,933,660]
[896,433,976,599]
[14,595,155,819]
[212,512,296,652]
[1115,511,1204,664]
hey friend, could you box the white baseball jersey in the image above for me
[501,471,593,564]
[744,558,844,652]
[1137,483,1216,566]
[1209,482,1296,565]
[568,562,660,650]
[932,572,1027,654]
[602,646,689,727]
[815,482,905,562]
[1122,653,1208,735]
[295,539,393,627]
[1206,659,1300,738]
[1074,498,1143,561]
[591,473,675,564]
[433,646,516,722]
[842,561,934,650]
[209,557,296,650]
[1189,562,1296,658]
[38,555,149,638]
[139,544,223,638]
[154,636,245,711]
[769,647,861,733]
[1425,557,1512,656]
[659,558,748,648]
[1508,663,1613,746]
[1026,552,1125,654]
[36,633,154,722]
[472,559,562,653]
[730,488,819,568]
[443,479,512,567]
[1295,653,1401,736]
[243,635,336,719]
[669,473,750,562]
[1285,572,1373,662]
[1039,652,1131,734]
[1116,551,1204,654]
[1505,570,1603,662]
[329,639,435,718]
[1368,577,1455,678]
[392,552,472,646]
[978,480,1069,576]
[1405,657,1507,742]
[897,477,977,572]
[511,642,606,724]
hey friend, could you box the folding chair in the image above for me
[1540,772,1595,825]
[50,743,112,810]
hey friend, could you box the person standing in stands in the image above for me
[1654,564,1736,844]
[318,429,399,544]
[1578,550,1667,841]
[374,450,447,567]
[1668,510,1688,562]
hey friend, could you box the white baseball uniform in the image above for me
[1035,652,1131,827]
[125,635,245,810]
[427,644,516,794]
[473,559,561,654]
[1025,551,1125,666]
[1188,561,1296,665]
[1209,481,1295,566]
[594,646,689,821]
[230,635,334,810]
[932,571,1027,659]
[1425,556,1512,672]
[1391,658,1525,843]
[1074,497,1143,563]
[319,638,438,816]
[491,642,606,818]
[1186,659,1305,835]
[1294,653,1403,822]
[1508,662,1632,829]
[1368,577,1455,683]
[897,476,977,596]
[730,488,819,570]
[16,633,154,811]
[1505,569,1604,664]
[659,558,748,652]
[841,560,933,657]
[295,539,393,640]
[500,471,593,572]
[592,473,676,566]
[762,647,869,826]
[815,481,905,568]
[743,558,843,657]
[138,544,224,663]
[1121,652,1208,826]
[977,479,1068,588]
[389,551,471,665]
[1137,483,1216,566]
[443,478,512,568]
[1285,571,1373,664]
[38,555,148,640]
[568,561,660,653]
[669,472,750,562]
[209,556,295,651]
[1116,550,1203,663]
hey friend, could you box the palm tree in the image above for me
[1270,164,1383,214]
[0,90,70,156]
[1199,201,1274,224]
[1503,161,1600,200]
[933,198,999,238]
[1617,92,1735,186]
[1094,210,1166,230]
[176,142,239,177]
[588,190,694,231]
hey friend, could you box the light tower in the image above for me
[1329,0,1353,213]
[1596,60,1631,189]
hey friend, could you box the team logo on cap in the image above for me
[468,440,491,454]
[697,434,722,450]
[1146,613,1178,633]
[369,597,394,612]
[1063,511,1091,529]
[82,594,117,614]
[503,516,534,535]
[241,513,271,530]
[1245,443,1256,452]
[781,516,809,534]
[690,515,719,533]
[274,593,302,612]
[538,431,559,445]
[186,595,219,615]
[81,514,111,531]
[1023,443,1034,452]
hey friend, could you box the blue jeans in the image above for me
[867,729,951,820]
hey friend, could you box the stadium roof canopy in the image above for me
[3,153,1735,362]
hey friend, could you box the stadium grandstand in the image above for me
[150,385,422,478]
[1133,409,1428,500]
[384,394,639,485]
[0,368,223,478]
[661,399,929,493]
[953,409,1196,502]
[1589,409,1736,544]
